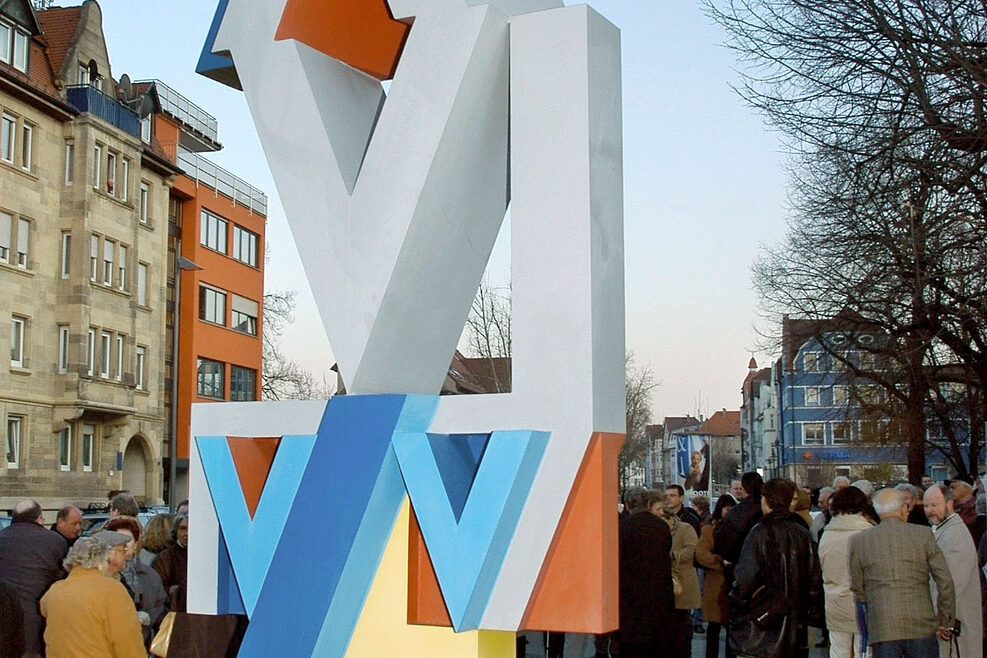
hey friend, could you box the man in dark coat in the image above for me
[730,478,823,658]
[619,486,674,657]
[0,500,68,656]
[714,471,764,565]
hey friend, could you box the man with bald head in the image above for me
[925,484,982,658]
[0,501,69,656]
[849,488,955,657]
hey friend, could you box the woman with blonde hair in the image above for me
[140,513,173,566]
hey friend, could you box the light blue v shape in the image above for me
[196,434,318,618]
[392,430,549,632]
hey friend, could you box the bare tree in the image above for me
[623,353,660,489]
[262,290,333,400]
[708,0,987,481]
[463,279,512,392]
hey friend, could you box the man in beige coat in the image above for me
[849,488,955,657]
[925,484,982,658]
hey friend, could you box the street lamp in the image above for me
[168,255,201,508]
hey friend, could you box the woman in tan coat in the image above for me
[696,494,737,658]
[651,495,701,658]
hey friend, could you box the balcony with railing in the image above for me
[177,147,268,217]
[66,85,140,138]
[136,79,219,150]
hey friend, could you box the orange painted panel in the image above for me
[276,0,411,81]
[520,432,624,633]
[226,437,282,519]
[407,504,453,627]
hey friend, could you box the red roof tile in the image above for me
[699,410,741,436]
[37,6,82,80]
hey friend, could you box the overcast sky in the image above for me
[96,0,789,421]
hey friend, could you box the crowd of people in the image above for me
[613,473,987,658]
[0,493,189,657]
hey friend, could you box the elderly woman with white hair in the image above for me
[39,535,146,658]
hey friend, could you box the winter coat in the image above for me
[714,497,763,565]
[40,567,146,658]
[153,542,188,612]
[619,510,674,650]
[730,510,824,658]
[933,513,981,658]
[817,513,874,633]
[669,518,701,610]
[696,523,729,624]
[0,519,67,654]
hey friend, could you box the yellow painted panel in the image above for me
[346,498,515,657]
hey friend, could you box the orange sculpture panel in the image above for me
[520,432,623,633]
[276,0,412,81]
[226,437,282,519]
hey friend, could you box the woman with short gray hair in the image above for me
[40,536,146,657]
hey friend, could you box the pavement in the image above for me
[692,627,830,657]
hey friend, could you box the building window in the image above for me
[115,335,124,381]
[233,226,259,267]
[93,145,102,188]
[140,115,151,143]
[16,218,28,268]
[11,29,27,73]
[65,142,74,185]
[59,426,72,471]
[121,159,130,202]
[199,286,227,326]
[20,123,31,171]
[106,151,116,195]
[833,386,848,406]
[139,182,149,223]
[60,232,71,278]
[10,315,24,367]
[231,295,258,336]
[58,325,69,373]
[86,328,95,375]
[0,211,9,263]
[861,351,876,371]
[803,352,820,372]
[803,423,825,446]
[1,113,14,163]
[832,422,853,445]
[201,210,228,253]
[231,366,257,401]
[135,346,146,390]
[81,424,95,472]
[77,63,88,85]
[117,244,127,290]
[804,387,820,407]
[6,415,20,468]
[100,331,111,378]
[197,358,225,399]
[89,235,98,281]
[103,239,114,285]
[137,263,148,306]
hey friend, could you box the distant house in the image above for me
[741,357,777,474]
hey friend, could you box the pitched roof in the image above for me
[699,410,741,436]
[662,416,701,434]
[36,6,81,80]
[459,356,511,394]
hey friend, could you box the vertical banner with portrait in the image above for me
[677,435,710,494]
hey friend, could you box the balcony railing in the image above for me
[66,85,140,138]
[177,147,268,217]
[136,79,219,145]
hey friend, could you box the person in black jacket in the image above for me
[730,478,824,658]
[619,486,674,658]
[713,471,764,566]
[0,500,67,656]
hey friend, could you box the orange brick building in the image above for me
[136,80,265,502]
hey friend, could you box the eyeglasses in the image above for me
[110,546,129,554]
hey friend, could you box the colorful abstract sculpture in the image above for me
[189,1,624,655]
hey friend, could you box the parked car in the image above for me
[0,516,11,531]
[79,504,165,536]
